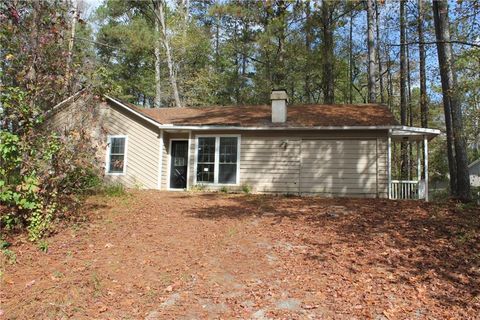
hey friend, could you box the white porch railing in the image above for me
[390,180,426,200]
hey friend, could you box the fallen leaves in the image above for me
[25,280,35,288]
[1,192,479,319]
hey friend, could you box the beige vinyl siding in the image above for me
[300,139,379,197]
[44,98,109,138]
[160,132,169,190]
[376,138,388,196]
[188,130,388,197]
[240,136,301,193]
[103,104,160,189]
[46,106,74,132]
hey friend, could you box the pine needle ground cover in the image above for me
[1,191,479,318]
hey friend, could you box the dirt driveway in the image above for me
[1,191,479,319]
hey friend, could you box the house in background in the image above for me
[47,89,440,200]
[469,158,480,187]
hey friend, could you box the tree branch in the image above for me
[388,40,480,48]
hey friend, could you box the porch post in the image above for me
[417,141,421,180]
[387,131,392,199]
[424,135,429,202]
[157,129,164,190]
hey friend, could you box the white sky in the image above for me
[81,0,102,18]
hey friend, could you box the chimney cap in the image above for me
[270,89,288,102]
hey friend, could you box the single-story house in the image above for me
[47,89,440,200]
[469,158,480,187]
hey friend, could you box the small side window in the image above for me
[107,136,126,174]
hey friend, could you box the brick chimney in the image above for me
[270,89,288,123]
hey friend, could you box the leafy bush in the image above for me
[0,89,102,241]
[241,184,252,194]
[101,183,126,197]
[190,184,207,192]
[219,186,229,193]
[1,249,17,265]
[37,240,49,253]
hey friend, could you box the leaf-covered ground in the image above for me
[1,191,479,319]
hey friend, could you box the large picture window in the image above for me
[195,136,240,184]
[107,136,127,174]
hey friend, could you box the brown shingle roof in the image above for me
[125,103,398,127]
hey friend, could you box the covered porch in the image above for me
[387,127,440,201]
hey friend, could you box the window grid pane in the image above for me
[111,137,125,154]
[219,164,236,184]
[197,137,216,182]
[109,155,125,173]
[197,164,214,183]
[219,137,237,164]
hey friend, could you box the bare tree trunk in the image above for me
[26,0,41,112]
[367,0,376,103]
[273,0,287,88]
[406,27,413,179]
[407,38,412,126]
[156,0,182,108]
[154,1,162,108]
[433,0,470,201]
[215,12,220,71]
[321,1,334,104]
[349,9,354,104]
[417,0,428,184]
[400,0,408,178]
[64,0,78,94]
[375,0,384,104]
[233,20,240,104]
[386,51,393,110]
[305,0,312,103]
[240,18,250,104]
[417,0,428,128]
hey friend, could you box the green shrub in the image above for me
[430,188,450,202]
[37,240,49,253]
[241,184,252,194]
[1,249,16,265]
[101,183,126,197]
[219,186,229,193]
[190,184,207,192]
[0,239,11,250]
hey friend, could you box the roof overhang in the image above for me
[469,158,480,169]
[105,95,441,139]
[390,127,441,141]
[43,89,86,118]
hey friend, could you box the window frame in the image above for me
[194,134,241,186]
[105,135,128,176]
